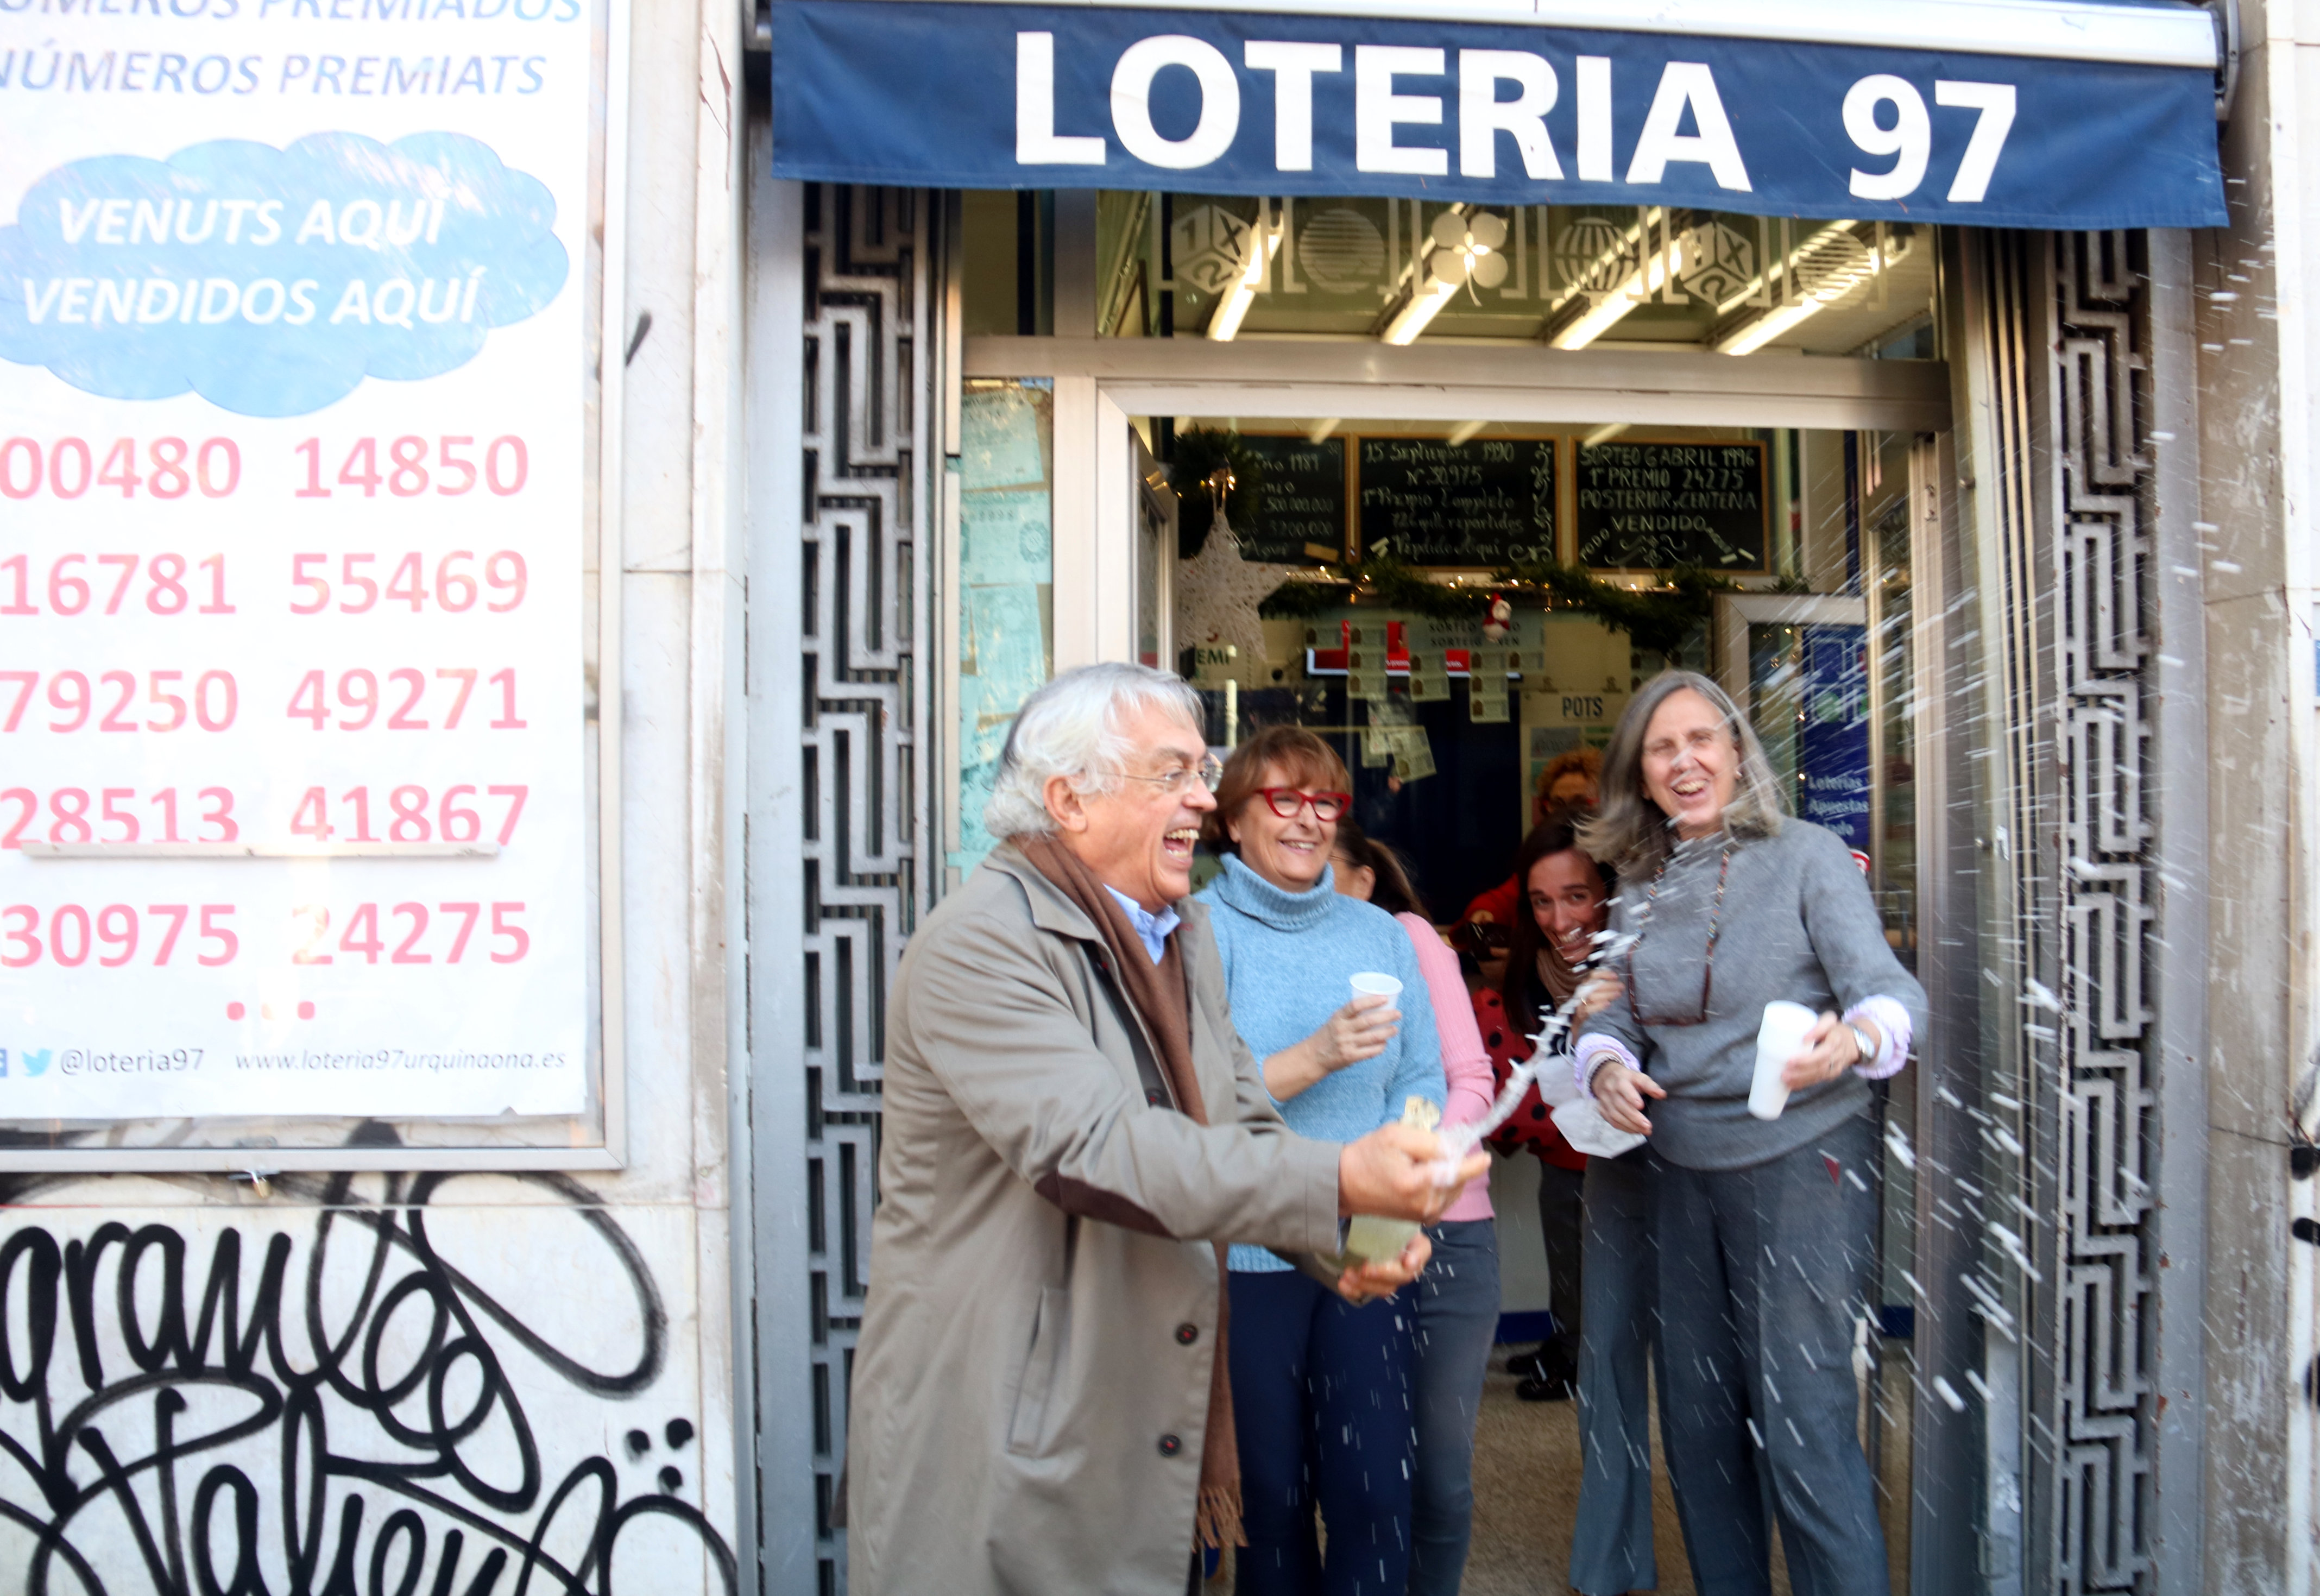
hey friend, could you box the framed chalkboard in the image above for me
[1357,436,1558,567]
[1239,434,1349,561]
[1575,439,1768,571]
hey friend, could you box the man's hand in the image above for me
[1591,1059,1665,1135]
[1338,1123,1487,1222]
[1334,1232,1430,1305]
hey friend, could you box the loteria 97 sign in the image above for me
[0,2,600,1120]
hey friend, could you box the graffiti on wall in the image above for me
[0,1171,736,1594]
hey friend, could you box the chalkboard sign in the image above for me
[1239,434,1348,561]
[1575,440,1768,570]
[1358,437,1558,567]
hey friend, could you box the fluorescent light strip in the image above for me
[1715,223,1878,355]
[1446,420,1487,446]
[1381,273,1462,345]
[1549,217,1673,351]
[1382,201,1515,345]
[1206,220,1277,343]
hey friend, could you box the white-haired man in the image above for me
[847,662,1485,1595]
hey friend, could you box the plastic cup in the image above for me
[1750,1001,1819,1120]
[1350,972,1403,1005]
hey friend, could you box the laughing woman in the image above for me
[1575,672,1925,1596]
[1198,726,1446,1596]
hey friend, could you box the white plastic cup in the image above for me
[1750,1001,1819,1121]
[1350,972,1403,1005]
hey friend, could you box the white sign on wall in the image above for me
[0,0,600,1119]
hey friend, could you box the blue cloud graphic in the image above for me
[0,132,568,417]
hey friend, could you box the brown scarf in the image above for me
[1017,836,1244,1553]
[1537,942,1583,1007]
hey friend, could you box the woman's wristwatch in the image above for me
[1844,1021,1880,1068]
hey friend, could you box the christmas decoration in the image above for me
[1257,550,1734,665]
[1175,521,1297,669]
[1167,427,1268,559]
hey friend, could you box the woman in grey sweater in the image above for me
[1574,671,1925,1596]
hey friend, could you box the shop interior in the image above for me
[954,191,1939,1592]
[1164,416,1920,1592]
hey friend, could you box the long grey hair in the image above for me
[1578,669,1786,874]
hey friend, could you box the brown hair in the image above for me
[1331,818,1427,921]
[1206,725,1353,854]
[1533,746,1603,806]
[1501,810,1615,1033]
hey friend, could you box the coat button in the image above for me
[1158,1434,1182,1457]
[1175,1323,1199,1346]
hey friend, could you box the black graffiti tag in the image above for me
[0,1171,739,1595]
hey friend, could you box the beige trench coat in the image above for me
[847,845,1345,1595]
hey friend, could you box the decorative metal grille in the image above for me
[795,184,933,1595]
[2046,229,2158,1594]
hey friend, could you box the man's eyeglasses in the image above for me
[1117,754,1225,796]
[1256,787,1352,822]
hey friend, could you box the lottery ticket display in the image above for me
[0,0,602,1119]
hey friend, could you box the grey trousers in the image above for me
[1653,1114,1889,1596]
[1569,1148,1680,1596]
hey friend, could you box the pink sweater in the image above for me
[1396,911,1496,1221]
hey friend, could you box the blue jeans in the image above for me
[1571,1149,1681,1596]
[1407,1218,1501,1596]
[1653,1115,1889,1596]
[1229,1268,1416,1596]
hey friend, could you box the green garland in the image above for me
[1495,561,1735,660]
[1167,427,1267,558]
[1253,548,1731,661]
[1256,547,1476,620]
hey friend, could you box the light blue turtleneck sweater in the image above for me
[1196,853,1446,1272]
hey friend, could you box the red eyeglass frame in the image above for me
[1255,787,1352,821]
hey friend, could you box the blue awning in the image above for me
[768,0,2227,229]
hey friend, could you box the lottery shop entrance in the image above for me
[1141,402,1930,1593]
[919,188,2208,1596]
[941,188,1959,1589]
[769,5,2231,1572]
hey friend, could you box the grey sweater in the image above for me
[1577,819,1926,1171]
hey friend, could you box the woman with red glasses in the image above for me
[1574,672,1925,1596]
[1196,724,1447,1596]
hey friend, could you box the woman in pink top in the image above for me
[1331,821,1497,1596]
